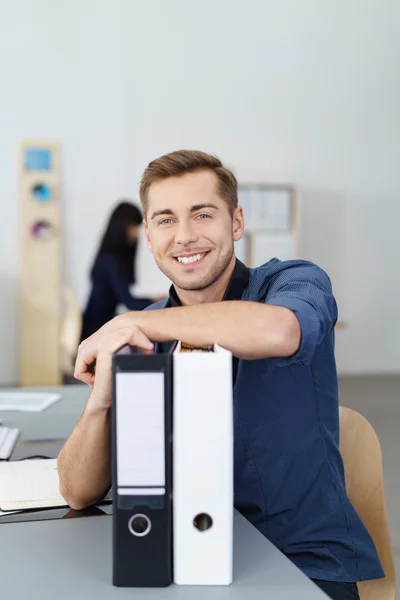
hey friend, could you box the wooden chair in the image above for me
[339,406,396,600]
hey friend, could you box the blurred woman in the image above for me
[80,201,160,341]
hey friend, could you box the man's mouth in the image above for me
[174,252,209,265]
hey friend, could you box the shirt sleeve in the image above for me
[264,262,338,366]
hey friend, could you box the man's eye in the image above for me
[159,218,173,225]
[196,214,211,220]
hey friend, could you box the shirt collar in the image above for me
[168,258,250,307]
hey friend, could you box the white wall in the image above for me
[0,0,399,384]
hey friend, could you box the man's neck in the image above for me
[173,256,236,306]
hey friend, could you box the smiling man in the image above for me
[144,167,241,302]
[58,150,383,600]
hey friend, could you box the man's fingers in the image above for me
[97,327,154,356]
[74,335,97,382]
[74,326,154,387]
[128,327,154,352]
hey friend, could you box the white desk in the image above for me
[0,385,327,599]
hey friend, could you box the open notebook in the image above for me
[0,459,112,512]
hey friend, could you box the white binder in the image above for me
[172,342,233,585]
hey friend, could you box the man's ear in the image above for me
[143,221,153,254]
[233,206,244,242]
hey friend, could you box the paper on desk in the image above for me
[0,459,63,511]
[0,458,112,511]
[0,392,61,412]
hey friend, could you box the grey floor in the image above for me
[338,375,399,593]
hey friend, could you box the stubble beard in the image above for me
[154,244,235,291]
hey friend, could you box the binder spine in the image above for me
[172,345,233,585]
[112,353,172,587]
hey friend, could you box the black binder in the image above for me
[111,347,172,587]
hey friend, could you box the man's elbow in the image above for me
[66,497,89,512]
[276,310,301,357]
[59,481,90,511]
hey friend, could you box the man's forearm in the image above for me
[131,300,300,360]
[57,402,111,510]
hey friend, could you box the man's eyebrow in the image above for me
[150,204,219,220]
[150,208,175,220]
[190,203,219,212]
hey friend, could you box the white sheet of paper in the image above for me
[0,392,61,412]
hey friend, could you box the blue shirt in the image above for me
[147,258,384,583]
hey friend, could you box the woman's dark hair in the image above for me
[90,201,143,283]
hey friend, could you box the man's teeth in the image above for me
[177,253,205,264]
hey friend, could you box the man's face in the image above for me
[144,170,244,292]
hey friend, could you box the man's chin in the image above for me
[171,277,212,292]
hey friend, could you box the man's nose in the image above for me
[175,220,199,245]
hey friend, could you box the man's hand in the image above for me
[76,321,154,406]
[74,314,134,386]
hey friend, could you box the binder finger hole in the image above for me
[193,513,213,532]
[128,514,151,537]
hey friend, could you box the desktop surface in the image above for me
[0,385,327,599]
[0,508,327,599]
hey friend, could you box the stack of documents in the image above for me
[0,459,63,511]
[0,459,62,511]
[0,458,111,511]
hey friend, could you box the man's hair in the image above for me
[139,150,238,217]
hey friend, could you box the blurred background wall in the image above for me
[0,0,398,384]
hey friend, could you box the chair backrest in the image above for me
[339,406,396,600]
